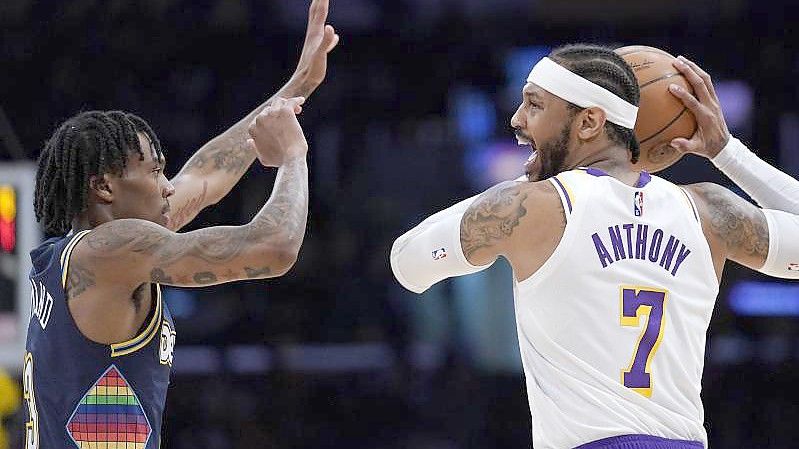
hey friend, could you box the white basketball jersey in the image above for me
[514,168,718,448]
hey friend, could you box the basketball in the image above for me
[616,46,697,173]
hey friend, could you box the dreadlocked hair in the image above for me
[34,110,162,236]
[549,44,641,163]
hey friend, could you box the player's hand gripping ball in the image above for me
[616,46,698,173]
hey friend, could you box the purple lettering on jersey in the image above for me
[635,224,648,260]
[608,225,627,261]
[592,233,614,268]
[622,288,667,392]
[671,244,692,276]
[623,223,634,259]
[648,229,664,262]
[590,224,693,277]
[659,236,680,271]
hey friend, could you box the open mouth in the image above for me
[519,137,539,180]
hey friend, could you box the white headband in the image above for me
[527,57,638,129]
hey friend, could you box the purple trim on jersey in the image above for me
[552,177,573,213]
[635,171,652,188]
[574,434,703,449]
[581,167,652,188]
[584,167,611,178]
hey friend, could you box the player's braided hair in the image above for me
[34,110,162,236]
[549,44,641,163]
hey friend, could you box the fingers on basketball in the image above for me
[617,46,698,172]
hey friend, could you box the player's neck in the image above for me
[71,208,114,233]
[569,144,639,183]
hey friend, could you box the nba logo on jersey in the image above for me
[432,248,447,260]
[634,191,644,217]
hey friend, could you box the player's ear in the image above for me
[577,107,607,141]
[89,174,114,204]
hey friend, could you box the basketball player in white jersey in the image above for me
[390,44,799,449]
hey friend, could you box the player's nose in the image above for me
[510,104,524,129]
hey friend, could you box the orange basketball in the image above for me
[616,46,697,173]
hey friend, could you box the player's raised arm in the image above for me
[166,0,339,231]
[669,56,799,214]
[685,182,799,280]
[71,98,310,288]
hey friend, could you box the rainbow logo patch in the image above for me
[66,365,151,449]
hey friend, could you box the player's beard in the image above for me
[529,117,573,182]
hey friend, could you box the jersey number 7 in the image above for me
[620,286,668,398]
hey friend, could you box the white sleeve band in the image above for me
[712,137,799,214]
[390,204,493,294]
[759,209,799,279]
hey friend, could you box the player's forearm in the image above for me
[712,136,799,214]
[176,79,307,205]
[244,156,309,275]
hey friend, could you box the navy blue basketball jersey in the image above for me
[24,230,177,449]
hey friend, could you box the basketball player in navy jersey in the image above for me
[391,44,799,448]
[23,1,338,448]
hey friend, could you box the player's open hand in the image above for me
[291,0,340,98]
[668,56,731,159]
[247,97,308,167]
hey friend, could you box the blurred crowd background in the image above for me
[1,0,798,448]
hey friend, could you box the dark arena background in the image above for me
[1,1,798,448]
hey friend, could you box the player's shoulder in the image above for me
[495,176,561,202]
[467,177,560,219]
[679,182,736,210]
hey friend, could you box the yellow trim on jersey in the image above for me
[554,174,576,208]
[110,284,163,357]
[677,186,700,222]
[619,285,669,398]
[60,230,93,289]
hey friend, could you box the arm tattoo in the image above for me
[692,183,769,261]
[86,223,248,266]
[460,184,529,259]
[181,96,279,178]
[183,135,252,175]
[249,157,309,244]
[244,266,271,278]
[169,180,209,231]
[66,261,96,298]
[193,272,218,284]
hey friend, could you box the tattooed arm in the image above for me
[167,0,339,231]
[685,183,769,272]
[390,180,549,293]
[460,182,531,266]
[75,156,308,288]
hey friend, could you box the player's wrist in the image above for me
[280,152,308,166]
[704,132,731,159]
[283,73,315,99]
[710,135,745,169]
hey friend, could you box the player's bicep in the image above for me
[460,182,531,266]
[687,183,769,270]
[79,219,292,288]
